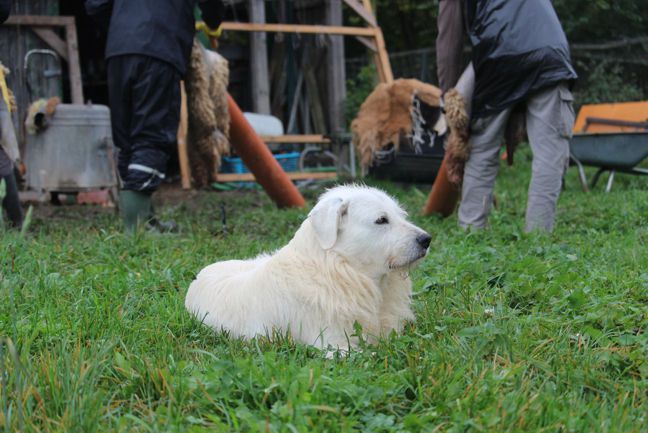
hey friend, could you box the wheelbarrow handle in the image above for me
[584,116,648,131]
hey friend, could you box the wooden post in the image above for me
[64,22,84,104]
[326,0,347,133]
[343,0,377,26]
[361,0,374,16]
[373,28,394,83]
[248,0,271,114]
[177,81,191,189]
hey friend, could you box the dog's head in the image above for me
[308,185,431,274]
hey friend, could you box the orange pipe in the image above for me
[227,94,306,208]
[422,154,460,217]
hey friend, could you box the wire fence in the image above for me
[346,37,648,96]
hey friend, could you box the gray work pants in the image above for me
[458,83,575,232]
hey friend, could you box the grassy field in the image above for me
[1,150,647,432]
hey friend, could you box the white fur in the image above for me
[185,185,431,350]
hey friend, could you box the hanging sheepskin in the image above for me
[185,39,230,188]
[351,79,442,168]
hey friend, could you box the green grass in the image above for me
[1,149,647,432]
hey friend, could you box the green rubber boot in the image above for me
[119,190,152,233]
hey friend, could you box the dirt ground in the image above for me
[25,183,285,225]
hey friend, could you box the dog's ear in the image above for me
[308,197,349,250]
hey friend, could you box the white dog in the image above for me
[185,185,431,350]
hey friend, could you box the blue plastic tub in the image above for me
[220,152,301,174]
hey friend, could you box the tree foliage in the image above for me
[345,0,648,106]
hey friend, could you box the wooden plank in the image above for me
[32,27,69,61]
[373,28,394,83]
[343,0,377,26]
[361,0,374,16]
[215,171,338,183]
[248,0,271,114]
[326,0,347,133]
[373,50,386,83]
[177,81,191,189]
[261,135,331,144]
[219,21,376,37]
[304,67,327,133]
[64,22,84,103]
[4,15,74,26]
[347,1,391,83]
[355,36,377,52]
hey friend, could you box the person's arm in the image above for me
[436,0,465,92]
[198,0,225,31]
[0,0,11,24]
[84,0,113,32]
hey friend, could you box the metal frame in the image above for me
[572,154,648,193]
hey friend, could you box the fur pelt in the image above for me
[351,79,442,167]
[185,39,230,188]
[443,88,471,185]
[443,90,527,186]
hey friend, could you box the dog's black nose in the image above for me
[417,233,432,249]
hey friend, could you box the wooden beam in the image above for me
[4,15,74,26]
[64,22,84,103]
[248,0,271,114]
[355,36,377,52]
[361,0,374,16]
[219,21,376,37]
[304,66,327,133]
[374,28,394,83]
[343,0,377,26]
[31,28,69,61]
[326,0,347,134]
[373,50,386,83]
[177,81,191,189]
[215,171,338,183]
[261,134,331,144]
[343,1,393,84]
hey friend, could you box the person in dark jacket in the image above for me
[1,0,25,229]
[85,0,224,232]
[438,0,577,232]
[0,0,10,23]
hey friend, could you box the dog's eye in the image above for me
[375,216,389,225]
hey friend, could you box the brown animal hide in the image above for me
[444,90,526,186]
[185,39,230,188]
[351,79,441,167]
[443,88,471,185]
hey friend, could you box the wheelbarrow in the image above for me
[569,103,648,192]
[570,126,648,192]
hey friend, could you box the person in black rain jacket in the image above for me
[85,0,224,232]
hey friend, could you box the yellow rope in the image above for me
[0,64,13,113]
[196,21,222,38]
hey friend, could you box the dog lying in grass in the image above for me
[185,185,431,351]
